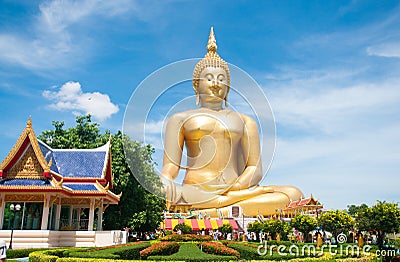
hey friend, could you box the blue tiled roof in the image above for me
[64,183,98,191]
[53,151,106,178]
[39,142,59,173]
[38,140,108,178]
[0,179,51,186]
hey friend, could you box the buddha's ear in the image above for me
[224,85,230,107]
[196,93,200,106]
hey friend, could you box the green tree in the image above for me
[357,201,400,248]
[104,131,165,232]
[39,115,109,148]
[174,223,192,234]
[347,203,369,217]
[317,210,354,240]
[347,204,371,233]
[263,220,291,241]
[218,223,233,235]
[291,214,317,242]
[247,221,264,234]
[39,115,165,232]
[247,221,264,241]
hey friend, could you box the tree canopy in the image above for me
[291,214,317,241]
[353,201,400,247]
[39,115,165,232]
[317,210,354,239]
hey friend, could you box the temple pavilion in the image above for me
[0,119,120,233]
[282,194,323,219]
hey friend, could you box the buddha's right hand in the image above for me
[161,175,176,209]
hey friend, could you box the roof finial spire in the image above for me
[207,26,217,53]
[26,116,32,128]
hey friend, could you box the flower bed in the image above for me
[199,241,240,258]
[139,241,180,259]
[160,233,212,242]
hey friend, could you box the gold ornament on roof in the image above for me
[26,117,32,129]
[23,157,36,172]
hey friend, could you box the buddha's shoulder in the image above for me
[166,110,200,123]
[167,109,210,120]
[237,113,258,126]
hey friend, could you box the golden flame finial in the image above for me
[26,117,32,129]
[207,26,217,53]
[193,27,231,105]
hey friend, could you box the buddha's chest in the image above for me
[183,113,244,140]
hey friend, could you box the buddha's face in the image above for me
[198,67,228,103]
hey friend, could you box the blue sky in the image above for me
[0,0,399,210]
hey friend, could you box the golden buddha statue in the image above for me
[161,27,303,217]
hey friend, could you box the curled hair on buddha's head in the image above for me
[193,27,231,106]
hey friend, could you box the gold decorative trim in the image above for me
[95,199,103,209]
[52,177,63,187]
[50,196,59,206]
[95,180,110,192]
[0,118,52,174]
[0,185,57,190]
[103,203,110,212]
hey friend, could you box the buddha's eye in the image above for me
[206,74,212,81]
[218,74,225,82]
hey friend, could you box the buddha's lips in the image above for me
[210,86,221,95]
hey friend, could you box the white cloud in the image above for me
[261,66,400,209]
[42,81,119,121]
[0,0,138,70]
[367,42,400,58]
[268,79,400,134]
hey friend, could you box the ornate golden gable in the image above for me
[7,145,44,178]
[0,118,52,178]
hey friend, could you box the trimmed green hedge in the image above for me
[65,242,150,260]
[29,246,133,262]
[148,243,238,261]
[57,259,132,262]
[6,248,52,258]
[29,249,69,262]
[113,242,151,259]
[227,243,260,260]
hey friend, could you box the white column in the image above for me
[77,208,81,230]
[68,205,73,227]
[97,200,103,231]
[0,195,5,229]
[41,195,50,230]
[88,199,95,231]
[54,203,61,230]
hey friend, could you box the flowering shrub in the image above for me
[139,241,180,259]
[160,234,212,242]
[199,241,240,258]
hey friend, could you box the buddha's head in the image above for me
[193,27,231,106]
